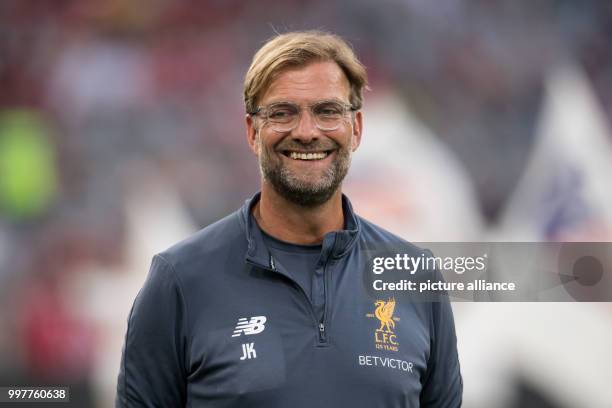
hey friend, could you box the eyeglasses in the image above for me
[251,100,356,132]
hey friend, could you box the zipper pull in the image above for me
[270,255,276,270]
[319,323,325,336]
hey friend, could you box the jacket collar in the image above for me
[240,192,361,269]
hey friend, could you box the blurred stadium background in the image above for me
[1,1,611,407]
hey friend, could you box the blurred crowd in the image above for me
[1,1,611,407]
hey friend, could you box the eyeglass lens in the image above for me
[265,101,348,131]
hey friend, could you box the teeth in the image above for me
[289,151,328,160]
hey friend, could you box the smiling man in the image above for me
[246,57,360,243]
[116,31,462,407]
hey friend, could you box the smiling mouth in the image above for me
[282,150,334,161]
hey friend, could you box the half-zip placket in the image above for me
[241,193,360,348]
[246,255,329,346]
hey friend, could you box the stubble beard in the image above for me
[257,133,352,208]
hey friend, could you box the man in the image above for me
[116,31,462,407]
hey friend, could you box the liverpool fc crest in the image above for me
[366,298,401,352]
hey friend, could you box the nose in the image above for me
[291,109,320,142]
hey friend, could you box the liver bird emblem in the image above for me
[374,298,396,333]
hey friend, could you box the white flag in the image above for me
[345,89,483,241]
[498,62,612,241]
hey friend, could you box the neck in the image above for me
[254,182,345,245]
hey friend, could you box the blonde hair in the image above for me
[244,30,367,114]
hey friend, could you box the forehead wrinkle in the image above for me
[260,61,350,105]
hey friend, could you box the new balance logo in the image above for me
[232,316,267,337]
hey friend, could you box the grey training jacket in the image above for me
[116,192,462,407]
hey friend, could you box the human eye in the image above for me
[314,102,343,117]
[267,104,297,121]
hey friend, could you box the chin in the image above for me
[275,181,338,207]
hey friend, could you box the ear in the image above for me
[351,110,363,151]
[245,114,259,156]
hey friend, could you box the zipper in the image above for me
[248,256,327,345]
[286,255,329,344]
[318,261,329,344]
[318,235,337,345]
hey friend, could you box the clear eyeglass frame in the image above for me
[251,100,356,132]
